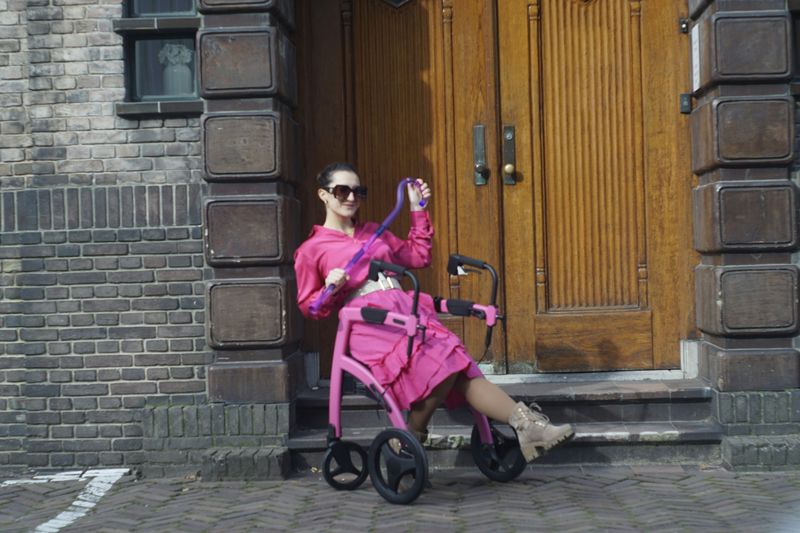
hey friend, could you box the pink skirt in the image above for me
[346,289,483,411]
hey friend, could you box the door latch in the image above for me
[680,93,692,114]
[473,124,489,186]
[502,125,516,185]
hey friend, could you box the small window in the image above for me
[114,1,202,116]
[132,37,196,101]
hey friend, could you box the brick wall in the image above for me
[0,1,28,185]
[717,390,800,470]
[715,391,800,436]
[0,0,213,473]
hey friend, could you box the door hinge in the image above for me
[679,18,689,34]
[680,93,692,114]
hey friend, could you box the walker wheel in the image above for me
[322,440,368,490]
[367,428,428,505]
[471,423,526,482]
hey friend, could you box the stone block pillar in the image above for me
[196,1,302,404]
[688,0,800,392]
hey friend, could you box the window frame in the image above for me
[127,0,197,18]
[113,3,203,117]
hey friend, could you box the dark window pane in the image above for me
[130,0,195,17]
[132,37,197,101]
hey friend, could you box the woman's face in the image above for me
[320,170,364,218]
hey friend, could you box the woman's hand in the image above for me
[408,178,431,212]
[325,268,349,294]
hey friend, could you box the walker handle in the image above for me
[447,254,487,274]
[368,260,406,280]
[369,259,423,358]
[445,254,501,349]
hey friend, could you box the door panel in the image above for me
[347,0,502,358]
[445,1,504,359]
[350,0,442,298]
[639,1,696,369]
[536,0,653,370]
[535,311,652,371]
[498,0,693,371]
[540,0,646,313]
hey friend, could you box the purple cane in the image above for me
[308,177,426,317]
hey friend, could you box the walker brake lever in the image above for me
[406,324,427,359]
[417,324,427,343]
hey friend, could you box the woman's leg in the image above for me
[455,375,573,462]
[454,375,517,422]
[406,372,459,438]
[406,374,524,432]
[405,373,517,434]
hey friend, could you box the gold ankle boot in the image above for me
[509,401,573,462]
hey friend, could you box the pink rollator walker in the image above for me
[312,180,527,504]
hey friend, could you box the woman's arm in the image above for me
[294,249,344,319]
[381,210,434,269]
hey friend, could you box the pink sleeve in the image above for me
[294,248,344,320]
[382,211,434,268]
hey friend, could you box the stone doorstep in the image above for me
[499,377,713,402]
[288,421,724,473]
[288,421,723,453]
[293,377,715,430]
[83,379,724,482]
[299,377,713,406]
[289,378,721,471]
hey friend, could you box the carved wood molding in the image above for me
[440,0,458,271]
[528,1,540,21]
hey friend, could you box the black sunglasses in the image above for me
[324,185,368,201]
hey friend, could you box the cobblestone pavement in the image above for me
[2,465,800,533]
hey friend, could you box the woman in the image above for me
[294,162,573,462]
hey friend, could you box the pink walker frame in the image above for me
[327,305,496,447]
[320,255,526,504]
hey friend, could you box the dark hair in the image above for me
[316,162,358,188]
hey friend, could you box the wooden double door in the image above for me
[300,0,695,373]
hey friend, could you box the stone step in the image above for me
[288,420,723,471]
[293,378,715,431]
[289,378,720,471]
